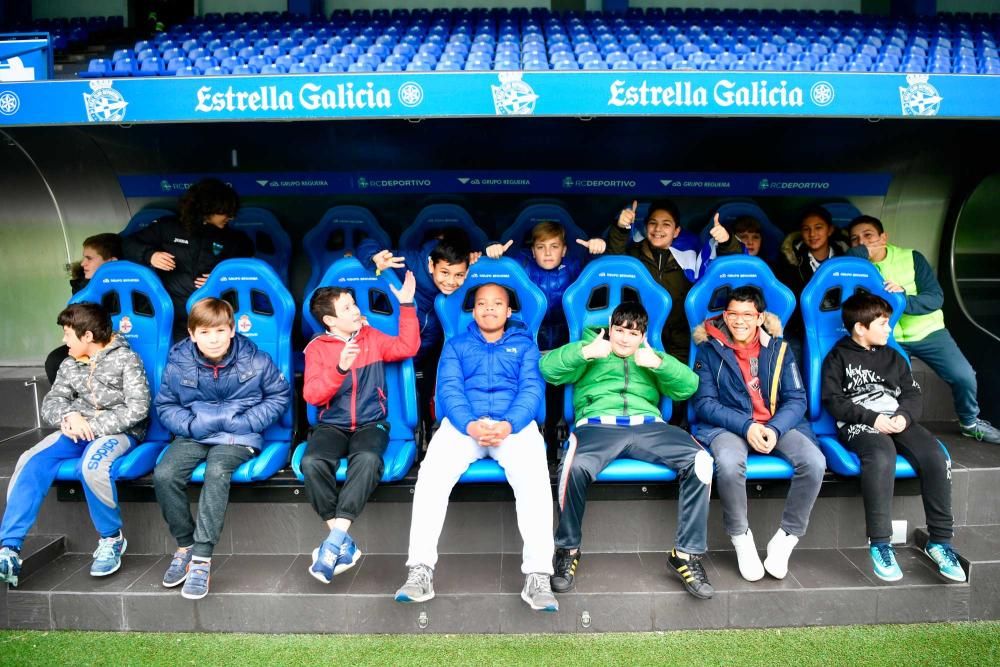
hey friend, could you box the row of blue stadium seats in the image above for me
[55,251,935,487]
[82,54,1000,77]
[0,15,125,51]
[123,32,997,64]
[92,9,996,78]
[174,9,1000,35]
[144,23,999,55]
[160,8,1000,39]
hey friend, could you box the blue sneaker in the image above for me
[181,561,211,600]
[309,539,339,584]
[870,543,903,582]
[924,542,967,582]
[91,535,127,577]
[162,548,193,588]
[0,547,21,587]
[334,535,362,576]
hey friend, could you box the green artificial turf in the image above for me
[2,622,999,666]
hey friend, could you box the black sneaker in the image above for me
[551,548,580,593]
[667,549,714,599]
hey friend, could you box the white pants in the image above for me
[406,418,554,574]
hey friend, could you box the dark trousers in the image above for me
[840,423,953,544]
[301,422,388,522]
[415,343,442,448]
[555,422,712,554]
[153,438,253,558]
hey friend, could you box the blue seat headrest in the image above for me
[800,257,907,431]
[71,261,174,441]
[230,207,292,285]
[303,205,391,298]
[501,203,589,259]
[398,203,489,250]
[187,258,296,437]
[121,208,175,237]
[435,257,547,341]
[561,255,673,421]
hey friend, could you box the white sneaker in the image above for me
[763,529,799,579]
[731,529,765,581]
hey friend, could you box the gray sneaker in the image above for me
[394,564,434,603]
[181,561,211,600]
[162,548,193,588]
[961,419,1000,444]
[521,572,559,612]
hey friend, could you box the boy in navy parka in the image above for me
[153,297,290,600]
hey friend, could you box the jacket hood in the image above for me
[780,229,851,266]
[692,312,783,345]
[90,333,132,362]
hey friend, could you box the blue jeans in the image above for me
[711,429,825,538]
[153,438,253,558]
[902,329,979,425]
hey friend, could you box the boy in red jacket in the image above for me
[302,271,419,583]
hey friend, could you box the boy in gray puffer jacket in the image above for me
[0,303,150,587]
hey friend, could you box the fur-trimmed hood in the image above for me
[780,230,851,267]
[692,311,784,346]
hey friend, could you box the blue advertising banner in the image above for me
[120,170,892,197]
[0,33,51,83]
[1,71,990,126]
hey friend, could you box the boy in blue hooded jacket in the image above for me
[393,283,557,613]
[153,297,290,601]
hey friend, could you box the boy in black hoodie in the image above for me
[821,293,965,584]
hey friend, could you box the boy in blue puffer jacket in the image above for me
[394,283,558,613]
[153,297,290,601]
[485,221,606,457]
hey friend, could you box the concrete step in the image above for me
[4,539,991,633]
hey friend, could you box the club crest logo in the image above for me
[83,79,128,122]
[118,315,133,334]
[238,314,252,333]
[0,90,20,116]
[491,72,538,116]
[899,74,942,117]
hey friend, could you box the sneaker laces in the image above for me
[966,419,995,440]
[405,564,431,588]
[684,554,709,584]
[93,536,119,561]
[554,550,576,576]
[928,543,960,567]
[873,543,895,567]
[528,572,553,594]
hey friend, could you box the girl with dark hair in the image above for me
[123,178,254,339]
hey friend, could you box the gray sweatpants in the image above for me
[555,422,713,555]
